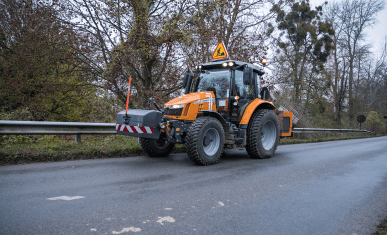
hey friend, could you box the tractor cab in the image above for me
[183,60,266,123]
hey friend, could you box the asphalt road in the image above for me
[1,136,387,235]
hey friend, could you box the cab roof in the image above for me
[201,60,265,76]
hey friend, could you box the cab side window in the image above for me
[234,70,254,99]
[255,72,261,99]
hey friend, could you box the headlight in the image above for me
[222,62,234,67]
[194,98,216,104]
[170,104,185,109]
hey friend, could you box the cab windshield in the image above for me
[196,69,230,98]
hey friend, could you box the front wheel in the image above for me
[185,117,225,165]
[246,109,280,159]
[139,134,175,157]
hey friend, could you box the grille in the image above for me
[164,108,184,116]
[183,103,191,116]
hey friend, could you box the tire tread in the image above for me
[185,117,224,165]
[246,109,279,159]
[139,138,174,157]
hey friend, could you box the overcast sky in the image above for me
[310,0,387,56]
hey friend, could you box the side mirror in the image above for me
[148,97,154,106]
[243,67,253,85]
[260,87,270,100]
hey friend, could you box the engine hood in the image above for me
[164,91,215,107]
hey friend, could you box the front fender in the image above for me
[197,111,227,127]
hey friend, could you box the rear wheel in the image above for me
[186,117,225,165]
[246,109,280,159]
[139,133,175,157]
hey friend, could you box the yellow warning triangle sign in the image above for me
[212,42,228,60]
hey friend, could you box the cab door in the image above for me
[230,70,259,123]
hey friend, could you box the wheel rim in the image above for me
[261,120,276,151]
[202,128,220,156]
[154,138,168,149]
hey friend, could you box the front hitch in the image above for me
[160,121,176,143]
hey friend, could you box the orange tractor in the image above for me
[116,43,293,165]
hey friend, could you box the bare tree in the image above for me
[338,0,385,122]
[59,0,190,108]
[324,1,349,126]
[182,0,279,67]
[358,39,387,114]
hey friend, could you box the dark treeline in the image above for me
[0,0,386,133]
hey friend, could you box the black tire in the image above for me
[246,109,280,159]
[185,117,225,165]
[139,134,175,157]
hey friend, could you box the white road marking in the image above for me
[157,216,175,225]
[164,208,173,210]
[47,196,85,201]
[112,227,141,234]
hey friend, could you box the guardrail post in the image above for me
[75,134,81,144]
[309,133,312,140]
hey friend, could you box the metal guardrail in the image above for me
[293,128,375,134]
[0,120,116,143]
[0,120,375,143]
[292,127,375,139]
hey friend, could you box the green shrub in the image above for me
[365,111,386,134]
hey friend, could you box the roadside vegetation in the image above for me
[1,0,386,131]
[0,135,140,165]
[374,218,387,235]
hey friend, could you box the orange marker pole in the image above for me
[125,76,132,115]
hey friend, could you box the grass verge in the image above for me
[278,133,383,145]
[373,219,387,235]
[0,135,141,165]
